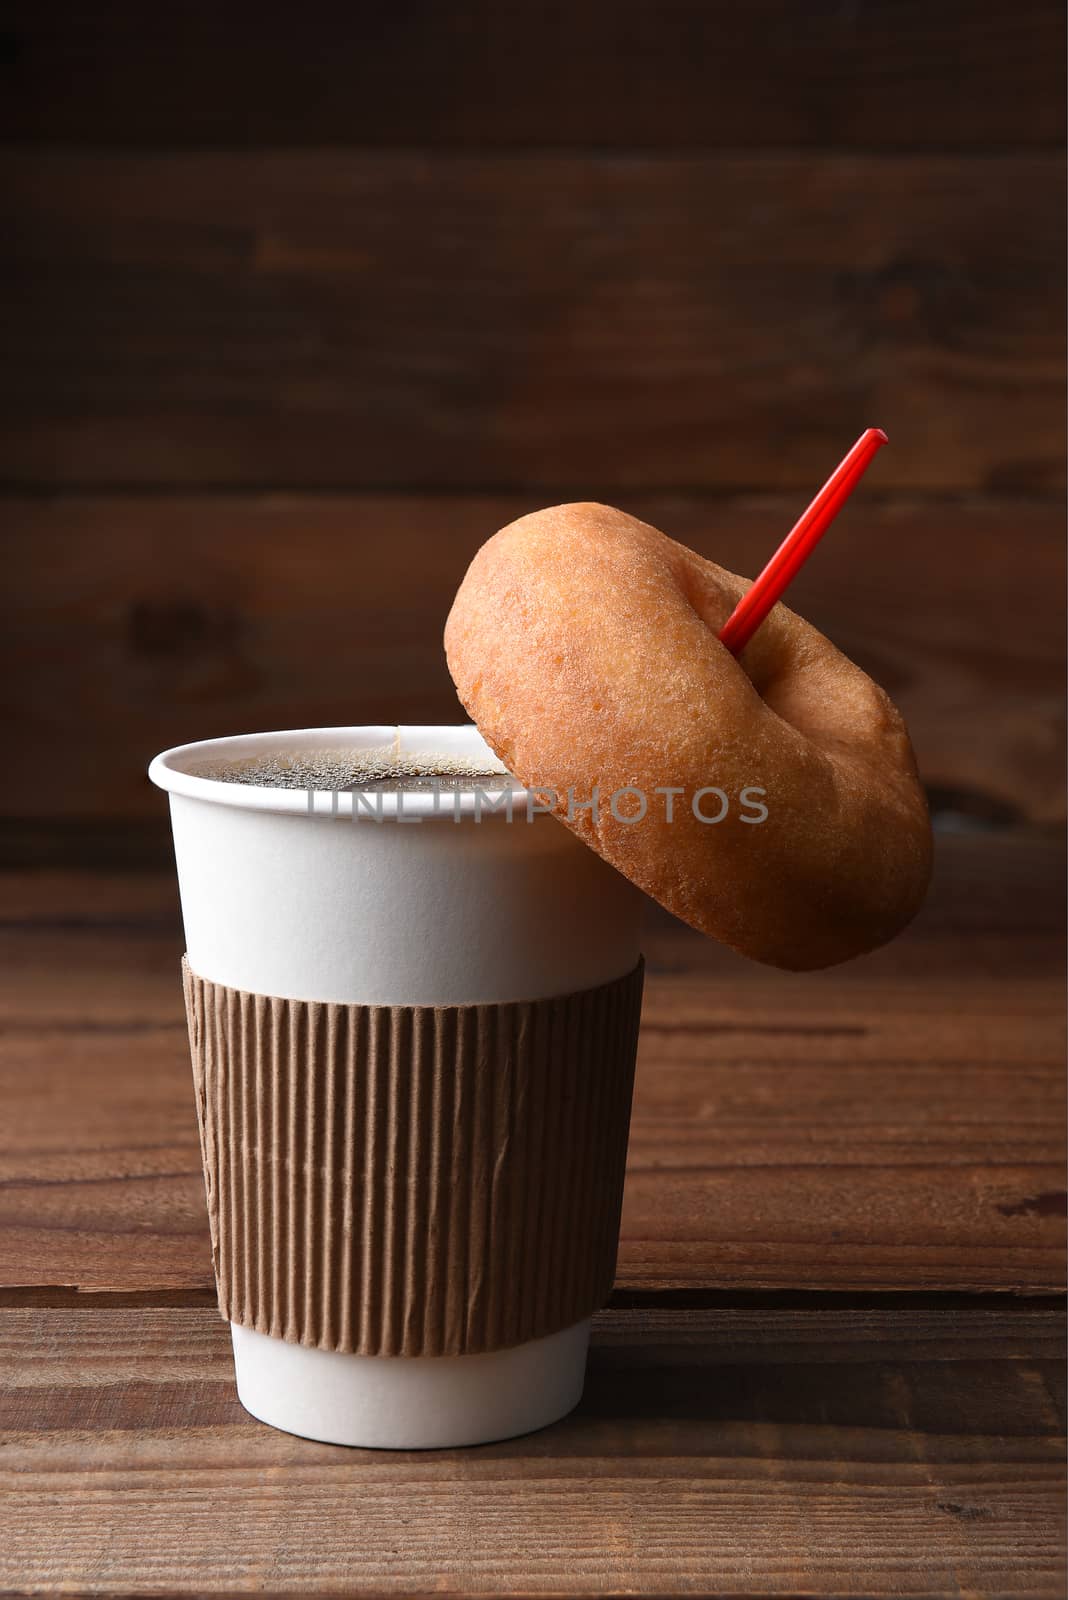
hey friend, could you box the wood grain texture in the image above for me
[0,1306,1063,1596]
[2,495,1063,830]
[0,0,1062,148]
[1,153,1063,492]
[1,833,1063,1299]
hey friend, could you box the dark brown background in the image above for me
[1,1,1064,864]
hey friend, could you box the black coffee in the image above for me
[353,771,521,794]
[192,747,516,793]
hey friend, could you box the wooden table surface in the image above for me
[1,828,1064,1596]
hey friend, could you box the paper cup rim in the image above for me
[147,724,531,819]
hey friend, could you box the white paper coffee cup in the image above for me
[151,725,645,1448]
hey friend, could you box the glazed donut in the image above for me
[444,502,931,971]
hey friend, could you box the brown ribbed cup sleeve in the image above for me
[181,958,644,1358]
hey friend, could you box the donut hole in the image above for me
[672,551,774,704]
[675,547,883,760]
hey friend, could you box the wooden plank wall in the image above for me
[1,2,1064,857]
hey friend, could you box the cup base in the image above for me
[230,1319,591,1449]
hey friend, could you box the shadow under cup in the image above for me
[149,724,646,1448]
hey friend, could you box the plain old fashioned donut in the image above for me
[444,502,932,971]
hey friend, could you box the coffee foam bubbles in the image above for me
[192,745,514,793]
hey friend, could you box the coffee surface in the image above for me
[356,772,522,794]
[191,746,516,793]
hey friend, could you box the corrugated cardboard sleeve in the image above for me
[182,957,644,1358]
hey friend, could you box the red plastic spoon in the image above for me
[718,428,888,657]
